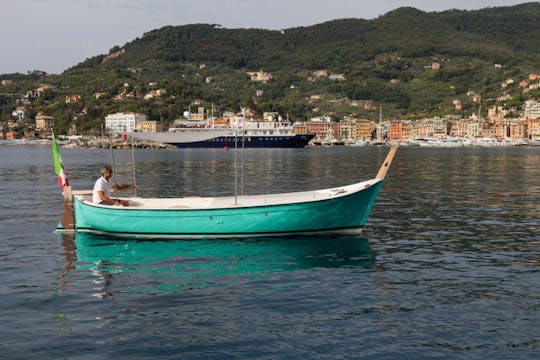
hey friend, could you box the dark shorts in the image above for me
[99,200,121,206]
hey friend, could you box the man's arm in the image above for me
[112,183,138,191]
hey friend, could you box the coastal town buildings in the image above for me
[143,88,167,100]
[305,117,332,140]
[5,106,540,145]
[105,112,147,135]
[12,107,25,122]
[5,131,20,140]
[510,120,526,141]
[35,113,55,131]
[298,115,532,143]
[305,117,376,142]
[189,107,206,121]
[355,120,377,141]
[524,100,540,119]
[136,120,163,133]
[527,119,540,140]
[247,70,273,82]
[389,121,403,141]
[292,122,308,136]
[488,105,508,122]
[293,115,540,144]
[65,95,81,104]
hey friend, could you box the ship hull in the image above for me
[170,134,315,148]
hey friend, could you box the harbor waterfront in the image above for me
[3,134,540,149]
[1,146,539,359]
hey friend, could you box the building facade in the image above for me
[524,100,540,119]
[136,120,163,133]
[105,112,147,135]
[35,113,55,131]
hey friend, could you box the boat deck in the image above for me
[76,179,380,210]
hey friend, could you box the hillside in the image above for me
[2,3,540,134]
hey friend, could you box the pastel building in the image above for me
[35,113,55,130]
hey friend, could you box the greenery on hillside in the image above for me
[1,3,540,135]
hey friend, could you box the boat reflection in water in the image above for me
[59,232,375,296]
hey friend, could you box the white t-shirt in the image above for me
[92,176,113,204]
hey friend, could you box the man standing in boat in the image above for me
[92,165,137,206]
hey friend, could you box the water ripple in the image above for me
[1,146,539,359]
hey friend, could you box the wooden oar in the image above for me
[376,145,399,180]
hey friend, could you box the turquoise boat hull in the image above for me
[72,180,383,239]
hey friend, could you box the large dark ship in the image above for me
[132,118,314,148]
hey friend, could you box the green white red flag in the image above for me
[52,134,69,187]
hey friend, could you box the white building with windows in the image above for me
[524,100,540,119]
[105,112,147,135]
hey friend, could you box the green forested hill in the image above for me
[2,3,540,134]
[74,3,540,70]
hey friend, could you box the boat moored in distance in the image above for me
[527,137,540,146]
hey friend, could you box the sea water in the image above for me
[0,146,539,359]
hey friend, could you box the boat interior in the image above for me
[75,179,380,210]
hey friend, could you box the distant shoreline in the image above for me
[2,137,539,148]
[0,138,171,149]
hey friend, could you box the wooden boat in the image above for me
[58,147,397,239]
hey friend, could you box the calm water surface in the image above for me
[0,146,539,359]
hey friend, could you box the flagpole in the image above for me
[52,132,69,187]
[51,132,75,230]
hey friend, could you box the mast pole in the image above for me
[234,128,239,205]
[131,135,137,196]
[241,129,245,195]
[109,132,119,202]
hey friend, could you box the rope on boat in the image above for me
[109,133,119,202]
[241,129,245,195]
[233,128,246,205]
[234,129,238,205]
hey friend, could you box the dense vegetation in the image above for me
[2,3,540,135]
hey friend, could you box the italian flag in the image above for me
[52,134,69,187]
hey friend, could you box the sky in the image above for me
[0,0,529,74]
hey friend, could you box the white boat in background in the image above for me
[402,140,421,146]
[442,137,465,147]
[0,139,27,146]
[349,140,370,147]
[472,138,513,147]
[415,137,464,147]
[29,139,50,146]
[528,138,540,146]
